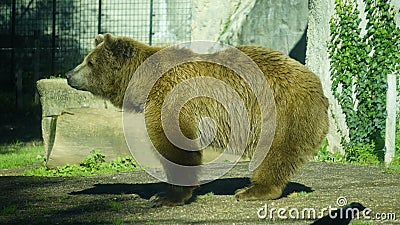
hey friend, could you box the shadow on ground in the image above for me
[70,178,313,200]
[2,163,398,224]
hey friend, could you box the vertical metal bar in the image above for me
[52,0,56,75]
[98,0,102,34]
[16,68,23,110]
[11,0,20,110]
[149,0,154,46]
[34,30,40,105]
[11,0,16,59]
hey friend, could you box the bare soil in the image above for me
[0,162,399,225]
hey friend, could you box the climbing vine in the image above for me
[329,0,400,162]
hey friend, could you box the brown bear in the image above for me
[66,33,329,207]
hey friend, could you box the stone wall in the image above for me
[193,0,309,63]
[191,0,243,42]
[218,0,308,63]
[306,0,343,152]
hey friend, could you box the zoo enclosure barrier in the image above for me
[0,0,192,109]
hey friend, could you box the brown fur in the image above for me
[66,33,329,206]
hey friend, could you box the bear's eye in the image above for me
[87,60,94,67]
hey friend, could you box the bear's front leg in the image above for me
[149,147,202,207]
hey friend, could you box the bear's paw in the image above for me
[149,192,188,207]
[235,185,282,201]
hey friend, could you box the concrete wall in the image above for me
[191,0,243,42]
[220,0,308,63]
[306,0,342,152]
[193,0,309,63]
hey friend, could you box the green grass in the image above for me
[0,141,43,169]
[49,74,65,79]
[112,219,125,225]
[0,205,18,216]
[1,136,399,176]
[197,192,214,200]
[295,191,310,197]
[105,201,123,211]
[349,222,373,225]
[383,152,400,174]
[24,150,140,177]
[0,141,140,176]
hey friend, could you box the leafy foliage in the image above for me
[329,0,400,162]
[315,139,344,162]
[345,142,380,165]
[24,150,140,177]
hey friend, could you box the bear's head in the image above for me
[66,33,161,109]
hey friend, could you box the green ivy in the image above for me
[329,0,400,162]
[346,142,380,165]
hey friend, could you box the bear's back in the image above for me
[144,45,328,157]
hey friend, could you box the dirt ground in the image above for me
[0,162,399,225]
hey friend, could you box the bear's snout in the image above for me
[65,70,72,80]
[65,70,77,88]
[66,69,86,91]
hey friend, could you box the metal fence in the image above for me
[0,0,192,109]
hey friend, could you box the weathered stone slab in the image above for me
[37,79,129,167]
[36,79,118,117]
[46,108,131,168]
[41,116,56,161]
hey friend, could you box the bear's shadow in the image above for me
[70,178,313,200]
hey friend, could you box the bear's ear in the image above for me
[95,34,104,46]
[103,33,135,59]
[103,33,117,50]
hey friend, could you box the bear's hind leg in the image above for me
[235,145,306,201]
